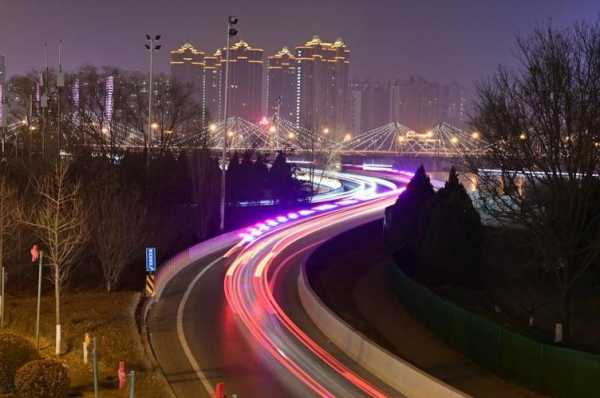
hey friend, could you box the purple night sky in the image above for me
[1,0,598,89]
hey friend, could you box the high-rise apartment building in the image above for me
[204,50,222,122]
[221,40,264,123]
[170,42,209,125]
[350,80,390,134]
[170,42,205,88]
[389,77,466,132]
[294,36,350,139]
[170,40,264,124]
[349,83,362,135]
[266,47,296,121]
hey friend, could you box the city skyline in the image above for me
[169,35,467,134]
[2,0,598,89]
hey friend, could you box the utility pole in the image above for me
[1,54,6,160]
[220,16,238,232]
[145,35,161,168]
[28,94,33,161]
[57,41,64,159]
[41,43,49,159]
[274,96,281,151]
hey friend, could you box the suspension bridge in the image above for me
[3,116,486,158]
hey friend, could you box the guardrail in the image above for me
[297,264,470,398]
[154,230,241,300]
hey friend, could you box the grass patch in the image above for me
[2,290,171,397]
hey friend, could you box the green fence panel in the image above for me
[497,330,542,389]
[390,264,600,398]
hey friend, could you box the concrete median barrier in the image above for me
[297,265,470,398]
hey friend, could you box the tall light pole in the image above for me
[40,43,49,159]
[220,16,238,231]
[145,34,161,167]
[0,54,6,159]
[57,41,64,159]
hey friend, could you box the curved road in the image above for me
[147,170,410,397]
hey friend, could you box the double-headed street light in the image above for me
[220,16,239,231]
[145,34,161,164]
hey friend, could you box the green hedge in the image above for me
[0,333,40,392]
[15,359,70,398]
[391,265,600,397]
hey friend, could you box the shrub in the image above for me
[0,333,40,392]
[384,165,435,276]
[418,167,483,286]
[14,360,70,398]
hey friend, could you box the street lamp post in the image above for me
[1,56,6,159]
[40,42,49,159]
[219,16,238,231]
[57,41,64,159]
[145,34,161,167]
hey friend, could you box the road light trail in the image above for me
[224,174,410,397]
[152,169,410,398]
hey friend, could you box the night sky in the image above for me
[1,0,598,89]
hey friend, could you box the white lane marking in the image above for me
[176,257,223,397]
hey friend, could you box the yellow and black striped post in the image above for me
[145,273,156,297]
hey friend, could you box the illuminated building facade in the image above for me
[170,42,205,89]
[170,40,264,124]
[266,47,296,120]
[170,42,208,125]
[204,50,223,122]
[294,36,350,140]
[221,40,264,123]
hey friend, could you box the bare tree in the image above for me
[92,183,148,292]
[23,161,88,355]
[469,21,600,342]
[0,171,21,327]
[187,149,220,240]
[121,74,206,153]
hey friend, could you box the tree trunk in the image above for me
[55,264,61,356]
[557,288,571,343]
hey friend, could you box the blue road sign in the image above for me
[146,247,157,273]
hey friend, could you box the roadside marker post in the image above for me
[31,245,43,350]
[92,336,99,398]
[145,248,157,297]
[0,266,5,328]
[118,360,127,389]
[215,382,225,398]
[128,370,136,398]
[83,333,91,364]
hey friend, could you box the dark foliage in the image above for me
[418,167,484,286]
[384,165,435,277]
[385,166,483,286]
[15,359,70,398]
[0,333,40,393]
